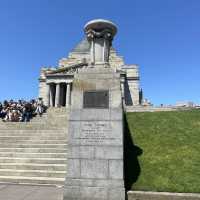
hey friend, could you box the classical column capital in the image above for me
[85,28,114,42]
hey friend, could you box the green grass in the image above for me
[125,110,200,193]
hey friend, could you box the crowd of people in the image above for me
[0,98,45,122]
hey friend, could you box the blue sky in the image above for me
[0,0,200,105]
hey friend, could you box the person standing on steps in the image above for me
[22,102,32,122]
[35,97,44,117]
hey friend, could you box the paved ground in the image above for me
[0,184,63,200]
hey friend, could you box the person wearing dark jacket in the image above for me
[21,103,32,122]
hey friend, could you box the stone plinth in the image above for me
[63,67,125,200]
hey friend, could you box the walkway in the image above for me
[0,184,63,200]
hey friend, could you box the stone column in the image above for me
[121,80,125,98]
[46,84,50,107]
[90,39,95,64]
[65,83,71,107]
[55,83,60,107]
[49,84,54,107]
[121,79,125,108]
[60,84,64,107]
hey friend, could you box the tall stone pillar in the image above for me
[121,79,125,99]
[55,83,60,107]
[46,84,50,107]
[65,83,71,107]
[59,84,64,107]
[121,78,125,107]
[64,19,125,200]
[49,84,54,107]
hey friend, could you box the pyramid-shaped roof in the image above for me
[72,38,90,53]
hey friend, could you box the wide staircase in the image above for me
[0,107,68,186]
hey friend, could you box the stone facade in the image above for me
[38,22,141,107]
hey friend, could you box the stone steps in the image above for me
[0,129,65,132]
[0,136,66,140]
[0,163,66,171]
[0,157,67,164]
[0,140,66,144]
[0,125,63,130]
[0,131,67,136]
[0,169,66,178]
[0,144,68,148]
[0,122,68,130]
[31,114,48,121]
[0,122,66,126]
[0,107,68,185]
[0,148,67,153]
[0,152,67,158]
[0,176,65,185]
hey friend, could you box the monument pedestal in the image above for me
[63,68,125,200]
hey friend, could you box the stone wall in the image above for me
[38,79,48,105]
[128,191,200,200]
[59,52,90,67]
[122,66,140,106]
[126,106,195,112]
[58,47,125,70]
[125,80,139,106]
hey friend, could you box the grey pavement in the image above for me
[0,184,63,200]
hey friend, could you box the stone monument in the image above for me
[38,22,141,108]
[63,19,125,200]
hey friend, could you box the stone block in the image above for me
[67,159,80,178]
[110,90,122,108]
[69,109,81,120]
[63,186,80,200]
[81,160,108,179]
[65,178,94,187]
[71,90,83,109]
[80,109,110,120]
[68,122,81,145]
[80,187,107,200]
[68,146,79,159]
[109,160,123,179]
[65,178,124,188]
[110,121,123,144]
[95,146,123,159]
[108,188,125,200]
[79,146,95,159]
[68,146,95,159]
[110,108,123,120]
[94,179,124,188]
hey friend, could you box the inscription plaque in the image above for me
[71,121,122,146]
[83,90,109,108]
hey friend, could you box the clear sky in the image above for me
[0,0,200,105]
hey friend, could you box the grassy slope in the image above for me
[126,110,200,193]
